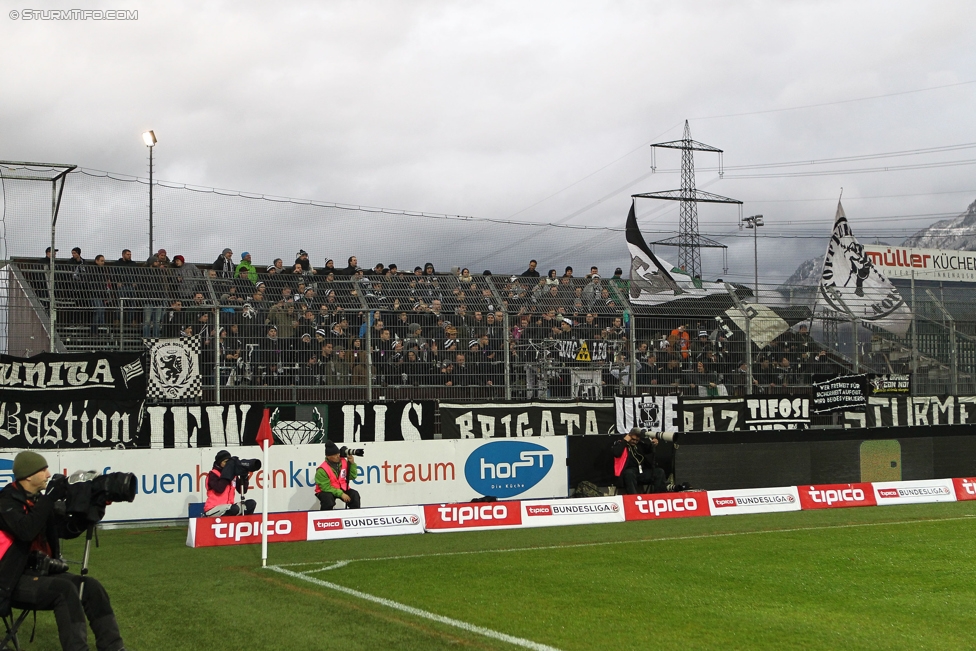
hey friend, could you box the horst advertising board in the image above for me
[0,438,568,522]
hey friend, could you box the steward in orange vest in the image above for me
[314,441,361,511]
[204,450,256,517]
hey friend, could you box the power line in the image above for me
[690,78,976,121]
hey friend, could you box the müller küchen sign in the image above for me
[864,245,976,283]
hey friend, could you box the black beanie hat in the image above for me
[325,441,340,457]
[214,450,232,465]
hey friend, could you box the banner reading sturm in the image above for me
[440,402,615,438]
[0,399,145,448]
[0,352,145,401]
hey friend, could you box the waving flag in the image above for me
[819,201,911,336]
[626,200,728,306]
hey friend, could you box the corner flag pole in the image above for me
[255,408,273,567]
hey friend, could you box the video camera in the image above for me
[46,470,137,531]
[631,428,676,443]
[226,456,262,494]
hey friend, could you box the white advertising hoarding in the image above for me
[0,437,569,522]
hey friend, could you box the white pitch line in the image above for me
[267,564,563,651]
[282,513,976,573]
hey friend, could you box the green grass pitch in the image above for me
[36,501,976,650]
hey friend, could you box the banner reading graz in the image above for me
[843,396,976,428]
[677,398,746,432]
[141,403,264,448]
[0,352,145,401]
[440,402,615,438]
[326,401,436,442]
[0,399,145,448]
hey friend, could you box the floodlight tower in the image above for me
[143,130,157,256]
[633,121,741,279]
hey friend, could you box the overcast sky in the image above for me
[2,1,975,282]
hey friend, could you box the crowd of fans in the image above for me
[24,247,840,395]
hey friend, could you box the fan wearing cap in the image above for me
[314,441,361,511]
[0,451,127,651]
[234,251,257,283]
[204,450,256,517]
[212,247,235,278]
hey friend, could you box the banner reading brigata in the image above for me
[440,402,614,438]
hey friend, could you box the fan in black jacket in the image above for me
[0,451,126,651]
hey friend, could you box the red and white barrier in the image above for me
[186,477,976,547]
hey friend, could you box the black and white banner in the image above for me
[843,396,976,428]
[0,399,146,448]
[744,396,811,430]
[868,374,911,395]
[555,340,612,362]
[813,375,867,414]
[0,352,145,401]
[326,401,435,442]
[614,396,679,433]
[677,398,745,432]
[440,402,615,438]
[141,403,265,448]
[146,336,201,400]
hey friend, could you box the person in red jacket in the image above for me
[204,450,256,517]
[612,428,666,494]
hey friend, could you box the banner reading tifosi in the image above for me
[0,352,145,400]
[141,403,265,448]
[326,401,435,442]
[843,396,976,428]
[0,399,145,448]
[440,402,615,438]
[743,396,810,430]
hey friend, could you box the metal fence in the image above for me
[4,258,974,402]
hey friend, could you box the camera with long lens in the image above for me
[28,550,69,576]
[634,428,675,443]
[228,457,262,494]
[50,470,138,532]
[339,446,364,458]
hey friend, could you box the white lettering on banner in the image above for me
[373,404,387,442]
[634,495,699,516]
[456,411,474,438]
[401,403,423,441]
[210,517,292,541]
[516,413,532,437]
[343,405,366,441]
[560,413,580,436]
[0,359,117,390]
[808,488,865,506]
[437,504,509,524]
[476,415,494,438]
[480,451,548,480]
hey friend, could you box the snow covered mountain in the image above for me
[901,199,976,249]
[783,198,976,288]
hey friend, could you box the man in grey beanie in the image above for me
[0,451,127,650]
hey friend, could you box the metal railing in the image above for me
[5,258,973,402]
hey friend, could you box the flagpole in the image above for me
[261,437,269,567]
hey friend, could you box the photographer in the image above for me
[204,450,257,517]
[612,428,667,494]
[314,441,360,511]
[0,451,127,651]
